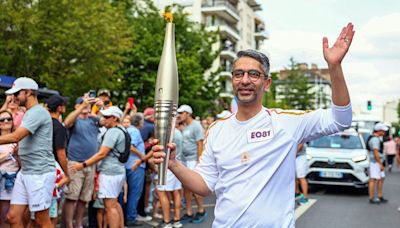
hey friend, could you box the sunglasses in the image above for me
[13,90,26,96]
[103,115,113,119]
[0,117,13,123]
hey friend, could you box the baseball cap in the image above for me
[97,89,111,97]
[5,77,39,95]
[217,110,232,119]
[100,106,123,119]
[177,104,193,114]
[374,123,389,132]
[75,97,84,104]
[46,95,67,110]
[143,107,155,116]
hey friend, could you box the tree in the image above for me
[277,58,316,110]
[116,1,220,115]
[0,0,132,102]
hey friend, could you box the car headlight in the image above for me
[306,154,312,160]
[352,155,367,163]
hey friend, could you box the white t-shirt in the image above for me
[195,104,352,228]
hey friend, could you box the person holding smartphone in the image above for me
[92,89,113,115]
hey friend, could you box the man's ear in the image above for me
[264,77,272,92]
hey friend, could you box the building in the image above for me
[383,100,398,124]
[154,0,268,97]
[275,63,332,109]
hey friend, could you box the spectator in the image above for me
[91,89,112,115]
[368,123,389,204]
[1,95,25,128]
[295,143,309,204]
[123,113,147,226]
[177,104,207,224]
[0,110,19,227]
[1,77,55,227]
[70,106,127,228]
[63,96,99,228]
[383,136,396,172]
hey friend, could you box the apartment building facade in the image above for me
[154,0,268,97]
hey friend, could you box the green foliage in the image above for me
[116,1,220,115]
[0,0,132,103]
[277,58,316,110]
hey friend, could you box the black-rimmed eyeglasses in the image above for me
[231,69,265,82]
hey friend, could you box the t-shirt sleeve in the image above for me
[54,124,67,150]
[130,129,143,150]
[21,108,45,134]
[370,137,380,151]
[194,129,218,192]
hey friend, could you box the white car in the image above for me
[306,129,369,189]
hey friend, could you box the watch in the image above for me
[83,162,88,168]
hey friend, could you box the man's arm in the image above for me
[70,146,111,171]
[323,23,354,106]
[153,142,211,197]
[373,149,384,170]
[0,127,30,144]
[56,148,69,177]
[64,97,94,128]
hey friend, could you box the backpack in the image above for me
[104,126,131,163]
[365,135,383,154]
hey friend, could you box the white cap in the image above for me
[5,77,39,95]
[374,122,389,132]
[217,110,232,119]
[177,104,193,114]
[100,106,123,119]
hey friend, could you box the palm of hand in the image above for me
[323,23,355,65]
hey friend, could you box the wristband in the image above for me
[83,162,88,168]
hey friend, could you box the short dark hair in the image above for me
[233,50,270,77]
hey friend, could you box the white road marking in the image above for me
[295,199,317,220]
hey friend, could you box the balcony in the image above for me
[220,41,236,60]
[255,28,269,40]
[248,0,262,11]
[201,1,240,24]
[207,22,240,41]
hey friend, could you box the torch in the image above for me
[154,12,179,185]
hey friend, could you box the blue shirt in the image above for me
[67,117,99,161]
[125,126,145,169]
[140,120,154,142]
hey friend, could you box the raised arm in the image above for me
[323,22,355,106]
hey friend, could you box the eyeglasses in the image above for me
[231,69,264,82]
[13,90,26,97]
[0,117,13,123]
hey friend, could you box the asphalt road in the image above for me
[132,167,400,228]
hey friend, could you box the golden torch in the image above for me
[154,12,179,185]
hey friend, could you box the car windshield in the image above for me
[308,134,363,149]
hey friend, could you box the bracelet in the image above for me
[83,162,88,168]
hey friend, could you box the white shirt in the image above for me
[195,104,352,228]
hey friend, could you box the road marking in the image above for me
[295,199,317,220]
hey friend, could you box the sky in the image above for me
[259,0,400,116]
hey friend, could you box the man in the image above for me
[153,23,354,227]
[46,94,69,178]
[367,123,389,204]
[295,143,309,204]
[70,106,126,228]
[123,113,147,226]
[91,89,112,115]
[0,77,55,227]
[176,104,206,224]
[136,107,155,222]
[63,96,99,228]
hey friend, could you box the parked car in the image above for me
[306,129,369,189]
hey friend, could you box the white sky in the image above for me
[259,0,400,114]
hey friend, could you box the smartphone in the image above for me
[128,97,135,109]
[89,90,96,98]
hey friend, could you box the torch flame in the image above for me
[163,12,173,23]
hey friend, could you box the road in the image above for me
[132,167,400,228]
